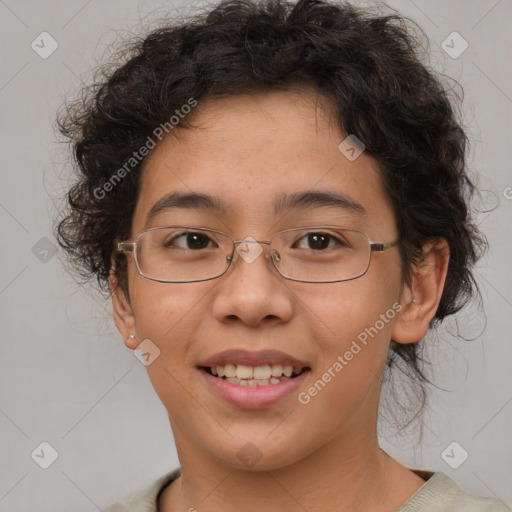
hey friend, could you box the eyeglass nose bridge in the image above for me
[227,238,281,267]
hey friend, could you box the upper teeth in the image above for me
[212,364,299,379]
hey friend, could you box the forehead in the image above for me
[133,89,396,236]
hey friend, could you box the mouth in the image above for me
[198,363,311,409]
[200,364,310,386]
[196,349,311,408]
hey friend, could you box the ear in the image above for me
[392,238,450,344]
[109,270,138,350]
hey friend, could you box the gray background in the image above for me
[0,0,511,510]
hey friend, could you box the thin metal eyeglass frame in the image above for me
[116,225,400,284]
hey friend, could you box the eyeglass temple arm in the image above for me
[370,240,400,252]
[117,241,135,252]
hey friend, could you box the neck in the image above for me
[159,422,425,512]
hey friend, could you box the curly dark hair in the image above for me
[56,0,486,433]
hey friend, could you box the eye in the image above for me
[164,231,217,250]
[293,232,346,251]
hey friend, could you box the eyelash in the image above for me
[164,230,346,251]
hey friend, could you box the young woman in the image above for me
[56,0,510,510]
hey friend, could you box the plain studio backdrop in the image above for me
[0,0,511,510]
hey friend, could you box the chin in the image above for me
[208,436,308,472]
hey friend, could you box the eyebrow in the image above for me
[274,190,366,217]
[145,189,366,224]
[146,191,227,224]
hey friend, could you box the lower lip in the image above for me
[199,368,310,409]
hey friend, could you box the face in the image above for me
[114,89,409,471]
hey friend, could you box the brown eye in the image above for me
[294,232,344,251]
[165,232,215,250]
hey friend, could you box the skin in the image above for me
[110,89,449,512]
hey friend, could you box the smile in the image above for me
[203,363,307,386]
[199,365,310,409]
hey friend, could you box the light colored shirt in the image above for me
[103,468,512,511]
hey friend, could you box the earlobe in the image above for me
[392,239,450,344]
[109,272,138,349]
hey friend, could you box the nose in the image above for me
[211,240,294,327]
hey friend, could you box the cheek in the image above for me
[301,262,401,341]
[299,265,401,386]
[129,267,206,332]
[128,283,198,416]
[295,292,398,430]
[128,276,208,372]
[127,275,214,391]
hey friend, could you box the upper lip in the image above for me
[198,349,310,369]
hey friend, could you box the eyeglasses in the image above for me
[116,226,399,284]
